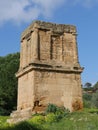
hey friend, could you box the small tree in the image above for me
[84,82,92,88]
[83,82,92,91]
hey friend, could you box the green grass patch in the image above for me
[43,110,98,130]
[0,116,9,127]
[1,109,98,130]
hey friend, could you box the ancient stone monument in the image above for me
[8,21,83,123]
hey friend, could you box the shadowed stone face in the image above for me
[8,21,83,123]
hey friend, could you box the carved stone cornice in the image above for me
[21,21,77,41]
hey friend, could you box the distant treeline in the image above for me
[0,52,19,115]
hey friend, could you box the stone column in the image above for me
[31,28,39,61]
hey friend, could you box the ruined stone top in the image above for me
[21,21,77,40]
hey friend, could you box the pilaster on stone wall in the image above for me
[72,33,80,66]
[31,28,39,61]
[47,31,52,60]
[20,41,23,69]
[20,39,27,68]
[27,38,31,65]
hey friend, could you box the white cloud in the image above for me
[0,0,65,25]
[0,0,98,25]
[32,0,67,17]
[0,0,40,25]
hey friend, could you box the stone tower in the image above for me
[16,20,83,111]
[8,21,83,123]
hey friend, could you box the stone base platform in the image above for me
[7,108,32,124]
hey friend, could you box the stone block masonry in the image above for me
[8,21,83,123]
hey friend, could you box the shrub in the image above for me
[45,113,57,123]
[83,93,92,108]
[45,104,70,121]
[29,115,45,125]
[88,108,98,114]
[83,100,91,108]
[83,93,92,101]
[91,90,98,108]
[55,106,70,121]
[45,104,57,114]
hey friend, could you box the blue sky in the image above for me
[0,0,98,85]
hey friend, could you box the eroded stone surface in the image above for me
[7,108,32,124]
[9,21,83,123]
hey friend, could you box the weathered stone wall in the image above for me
[17,70,35,110]
[17,69,82,112]
[19,21,79,69]
[34,70,82,111]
